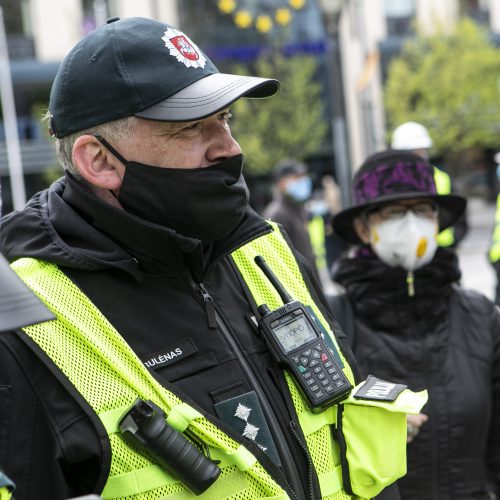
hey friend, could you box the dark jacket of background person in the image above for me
[330,149,500,500]
[263,191,319,276]
[263,160,321,284]
[332,247,500,499]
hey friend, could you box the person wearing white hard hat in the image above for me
[391,121,433,159]
[391,121,468,247]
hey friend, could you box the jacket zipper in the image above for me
[195,281,307,500]
[424,327,439,497]
[196,283,217,328]
[415,296,438,498]
[289,420,315,499]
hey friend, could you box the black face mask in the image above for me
[95,135,249,244]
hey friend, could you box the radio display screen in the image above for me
[274,316,317,353]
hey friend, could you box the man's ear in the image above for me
[72,135,124,190]
[353,216,371,244]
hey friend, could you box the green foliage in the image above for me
[385,18,500,155]
[230,52,328,174]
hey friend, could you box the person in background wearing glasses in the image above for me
[329,149,500,500]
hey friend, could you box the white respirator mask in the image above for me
[370,211,438,271]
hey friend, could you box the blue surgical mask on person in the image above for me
[285,176,312,203]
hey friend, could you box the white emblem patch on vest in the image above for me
[353,375,407,402]
[162,28,207,69]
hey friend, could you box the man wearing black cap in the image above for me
[0,18,415,500]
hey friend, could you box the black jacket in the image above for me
[263,193,321,283]
[0,174,360,500]
[333,248,500,500]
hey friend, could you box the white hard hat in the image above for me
[391,121,433,150]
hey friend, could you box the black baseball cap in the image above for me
[49,17,280,138]
[271,158,308,182]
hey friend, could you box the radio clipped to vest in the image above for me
[254,256,352,412]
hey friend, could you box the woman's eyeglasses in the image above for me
[366,201,439,221]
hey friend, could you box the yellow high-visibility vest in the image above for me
[489,193,500,263]
[12,222,426,499]
[434,167,455,247]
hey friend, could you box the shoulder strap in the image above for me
[0,254,54,332]
[327,294,356,348]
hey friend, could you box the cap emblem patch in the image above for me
[162,28,206,69]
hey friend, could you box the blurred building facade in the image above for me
[0,0,179,211]
[337,0,500,170]
[1,0,500,211]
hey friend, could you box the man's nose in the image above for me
[206,123,242,162]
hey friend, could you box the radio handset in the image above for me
[254,256,352,411]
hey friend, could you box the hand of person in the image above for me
[407,413,428,443]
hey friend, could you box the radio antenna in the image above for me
[254,255,293,305]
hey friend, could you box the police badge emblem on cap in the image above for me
[162,28,207,69]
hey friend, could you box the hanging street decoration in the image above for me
[289,0,305,9]
[275,8,292,26]
[255,14,273,33]
[235,10,253,28]
[217,0,307,33]
[218,0,236,14]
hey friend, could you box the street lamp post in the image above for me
[317,0,351,209]
[0,6,26,211]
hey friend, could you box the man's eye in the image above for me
[186,121,201,130]
[219,111,233,123]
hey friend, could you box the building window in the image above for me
[0,0,33,59]
[459,0,489,25]
[0,0,31,35]
[81,0,116,34]
[384,0,415,37]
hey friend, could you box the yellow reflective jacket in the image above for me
[12,223,425,499]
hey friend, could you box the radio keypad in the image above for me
[296,346,346,400]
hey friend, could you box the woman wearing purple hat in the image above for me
[331,149,500,499]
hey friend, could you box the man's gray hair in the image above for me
[45,113,138,178]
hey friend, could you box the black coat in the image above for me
[333,248,500,500]
[263,192,321,283]
[0,174,360,500]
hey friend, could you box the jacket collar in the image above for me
[62,173,271,280]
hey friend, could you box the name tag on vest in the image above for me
[142,338,197,370]
[353,375,407,402]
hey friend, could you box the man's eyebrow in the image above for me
[154,120,194,134]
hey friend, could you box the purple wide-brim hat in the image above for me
[332,149,467,244]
